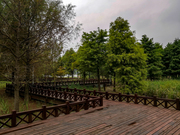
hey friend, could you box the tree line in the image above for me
[57,17,180,94]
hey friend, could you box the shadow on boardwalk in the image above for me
[1,100,180,135]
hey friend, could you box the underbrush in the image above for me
[118,79,180,99]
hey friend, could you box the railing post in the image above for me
[66,87,69,92]
[74,92,77,101]
[100,96,103,106]
[66,101,70,114]
[93,90,96,96]
[64,91,67,100]
[48,89,50,97]
[118,93,122,102]
[103,83,106,91]
[74,88,77,93]
[86,94,89,99]
[28,113,32,123]
[59,87,61,91]
[55,90,58,98]
[11,110,16,127]
[83,89,86,95]
[84,98,89,110]
[153,95,157,107]
[176,98,180,110]
[106,92,109,100]
[135,93,138,104]
[144,98,147,105]
[42,105,47,120]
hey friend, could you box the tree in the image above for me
[61,48,76,78]
[107,17,147,93]
[140,35,164,80]
[0,0,81,111]
[76,28,108,90]
[163,39,180,78]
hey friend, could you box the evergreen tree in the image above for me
[163,39,180,78]
[76,28,108,91]
[140,35,163,80]
[107,17,147,93]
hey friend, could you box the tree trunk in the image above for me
[72,70,74,78]
[14,47,20,112]
[25,47,30,104]
[97,67,101,91]
[83,72,85,86]
[113,72,116,92]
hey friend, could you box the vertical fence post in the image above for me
[55,90,58,98]
[86,94,89,99]
[144,98,147,105]
[66,101,70,114]
[28,113,32,123]
[135,93,138,104]
[176,98,180,110]
[106,92,109,100]
[153,95,157,107]
[48,89,50,97]
[74,88,77,93]
[83,89,86,95]
[11,111,16,127]
[66,87,69,92]
[118,93,122,102]
[84,98,89,110]
[93,90,96,96]
[64,91,67,100]
[100,96,103,106]
[103,83,106,91]
[59,87,61,91]
[42,105,46,120]
[74,92,77,101]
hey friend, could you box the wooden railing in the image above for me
[6,84,180,110]
[34,79,111,87]
[0,98,102,129]
[1,85,103,129]
[37,86,180,111]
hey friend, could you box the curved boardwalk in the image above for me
[1,100,180,135]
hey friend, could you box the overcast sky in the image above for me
[62,0,180,52]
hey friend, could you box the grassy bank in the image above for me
[143,79,180,99]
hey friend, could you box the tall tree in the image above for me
[61,48,76,78]
[163,38,180,78]
[0,0,81,111]
[107,17,147,93]
[140,35,164,80]
[76,28,108,91]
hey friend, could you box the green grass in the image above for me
[143,79,180,99]
[0,81,11,90]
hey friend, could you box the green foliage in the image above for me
[143,79,180,99]
[0,97,9,114]
[140,35,164,80]
[76,28,108,90]
[163,39,180,78]
[107,17,147,93]
[61,48,76,77]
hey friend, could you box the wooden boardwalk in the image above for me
[1,100,180,135]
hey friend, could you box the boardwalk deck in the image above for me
[1,100,180,135]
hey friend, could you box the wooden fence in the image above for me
[34,79,111,87]
[32,85,180,111]
[6,84,180,111]
[1,85,103,129]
